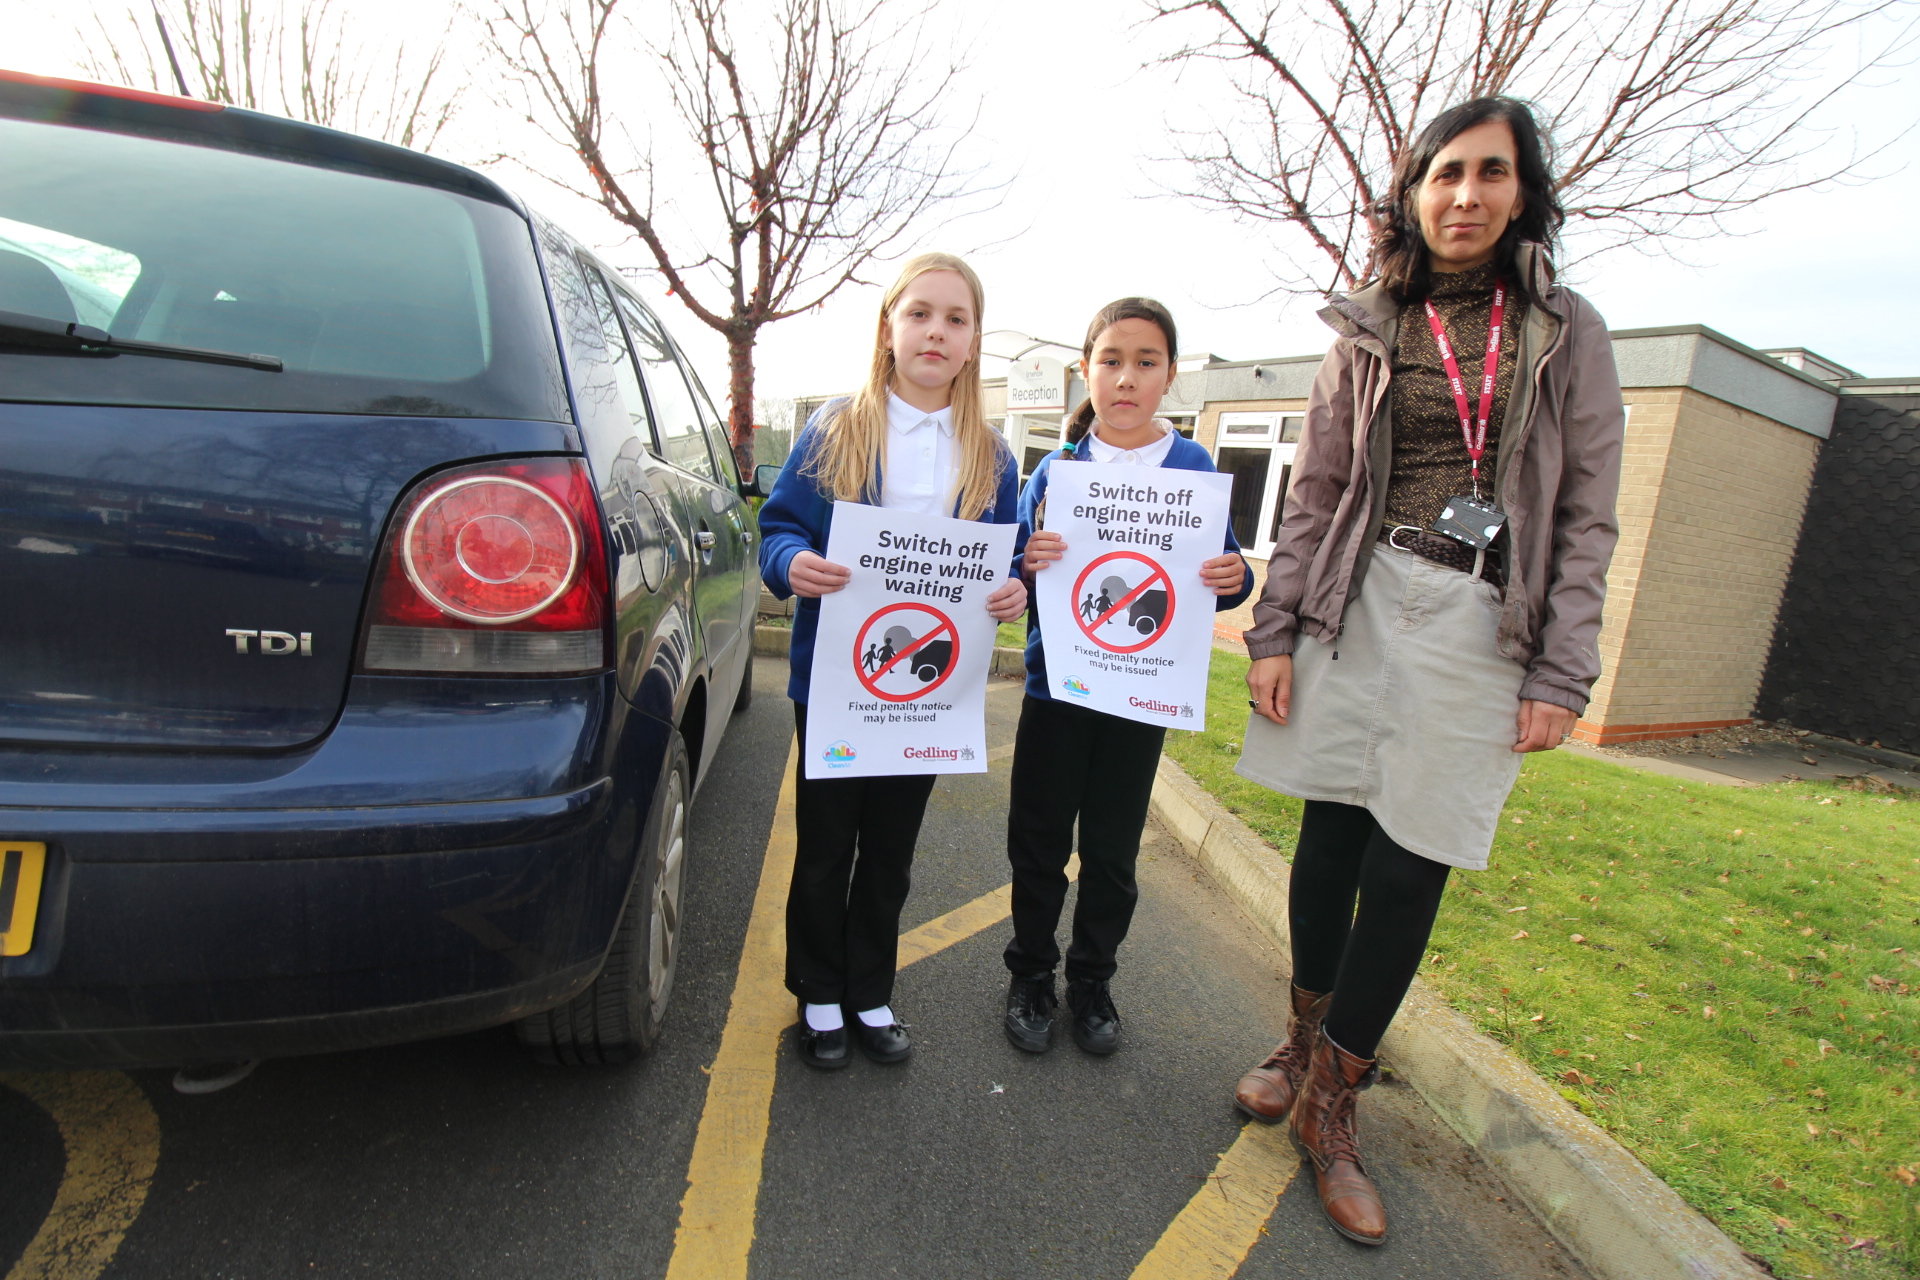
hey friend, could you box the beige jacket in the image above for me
[1243,244,1624,714]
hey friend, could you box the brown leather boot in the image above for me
[1289,1029,1387,1246]
[1233,985,1331,1123]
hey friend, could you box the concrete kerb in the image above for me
[1147,755,1768,1280]
[753,624,1027,678]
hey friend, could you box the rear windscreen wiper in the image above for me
[0,308,282,372]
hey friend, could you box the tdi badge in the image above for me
[1432,494,1508,551]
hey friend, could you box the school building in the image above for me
[767,326,1919,752]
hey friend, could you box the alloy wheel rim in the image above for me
[648,775,687,1019]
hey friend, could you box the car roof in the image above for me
[0,68,525,216]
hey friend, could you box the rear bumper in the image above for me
[0,958,601,1070]
[0,785,632,1068]
[0,674,674,1068]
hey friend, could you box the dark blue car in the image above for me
[0,71,763,1068]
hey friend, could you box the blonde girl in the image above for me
[758,252,1028,1069]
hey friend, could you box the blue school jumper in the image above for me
[1018,433,1255,701]
[757,403,1026,704]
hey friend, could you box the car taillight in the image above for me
[357,458,611,676]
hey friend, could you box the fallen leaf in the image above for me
[1510,929,1530,940]
[1506,905,1529,913]
[1703,1006,1717,1019]
[1733,829,1744,837]
[1783,1057,1799,1068]
[1632,1062,1643,1074]
[1771,1177,1788,1191]
[1774,1217,1793,1232]
[1553,1048,1570,1057]
[1530,1013,1546,1022]
[1818,1039,1838,1056]
[1625,1033,1643,1040]
[1570,933,1586,943]
[1808,1123,1822,1136]
[1892,1166,1916,1187]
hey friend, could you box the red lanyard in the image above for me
[1421,279,1505,497]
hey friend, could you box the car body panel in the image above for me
[0,74,756,1067]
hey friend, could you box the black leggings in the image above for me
[1288,800,1452,1059]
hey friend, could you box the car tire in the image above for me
[517,733,691,1065]
[732,645,753,714]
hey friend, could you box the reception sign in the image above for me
[805,501,1016,779]
[1036,461,1232,728]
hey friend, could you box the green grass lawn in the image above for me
[996,621,1028,651]
[1168,651,1920,1280]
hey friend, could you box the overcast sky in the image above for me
[9,0,1916,403]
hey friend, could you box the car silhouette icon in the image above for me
[912,638,953,682]
[1129,588,1169,635]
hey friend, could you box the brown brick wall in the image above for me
[1577,388,1820,742]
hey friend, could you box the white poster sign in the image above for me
[1006,357,1067,411]
[1036,461,1234,728]
[805,500,1017,779]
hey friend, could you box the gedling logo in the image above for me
[1128,696,1179,717]
[903,745,962,760]
[1061,677,1091,697]
[822,740,858,762]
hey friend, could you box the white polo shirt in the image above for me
[1086,420,1177,467]
[881,393,955,514]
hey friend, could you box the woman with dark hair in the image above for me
[1228,97,1625,1245]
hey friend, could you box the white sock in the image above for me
[856,1005,895,1028]
[804,1003,844,1032]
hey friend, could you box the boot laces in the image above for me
[1010,976,1055,1018]
[1069,979,1117,1024]
[1317,1075,1365,1168]
[1259,1018,1317,1073]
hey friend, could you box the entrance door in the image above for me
[1215,447,1271,552]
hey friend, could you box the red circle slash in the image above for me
[852,603,961,702]
[1070,551,1176,655]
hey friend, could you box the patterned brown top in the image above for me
[1382,260,1525,575]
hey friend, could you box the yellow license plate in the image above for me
[1,842,47,957]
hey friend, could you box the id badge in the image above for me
[1432,494,1508,550]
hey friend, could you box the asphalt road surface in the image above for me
[2,660,1589,1280]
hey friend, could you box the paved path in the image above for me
[2,662,1587,1280]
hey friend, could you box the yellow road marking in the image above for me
[665,735,799,1280]
[664,737,1074,1278]
[1129,1120,1298,1279]
[896,854,1077,969]
[3,1071,160,1280]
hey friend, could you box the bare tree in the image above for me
[477,0,990,473]
[80,0,462,151]
[1150,0,1916,293]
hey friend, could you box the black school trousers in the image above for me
[785,701,937,1011]
[1004,695,1166,984]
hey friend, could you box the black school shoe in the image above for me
[844,1009,913,1064]
[795,1003,850,1070]
[1066,977,1120,1055]
[1004,973,1057,1054]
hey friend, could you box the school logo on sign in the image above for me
[1071,550,1176,656]
[1061,677,1092,698]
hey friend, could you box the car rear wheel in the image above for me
[517,734,690,1065]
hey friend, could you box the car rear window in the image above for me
[0,117,569,421]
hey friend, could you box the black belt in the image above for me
[1380,525,1505,588]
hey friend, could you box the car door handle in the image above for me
[695,531,715,550]
[738,528,753,545]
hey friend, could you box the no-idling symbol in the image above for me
[854,602,960,702]
[1072,550,1175,655]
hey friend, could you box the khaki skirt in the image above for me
[1235,544,1525,871]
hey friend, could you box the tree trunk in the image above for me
[727,327,757,480]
